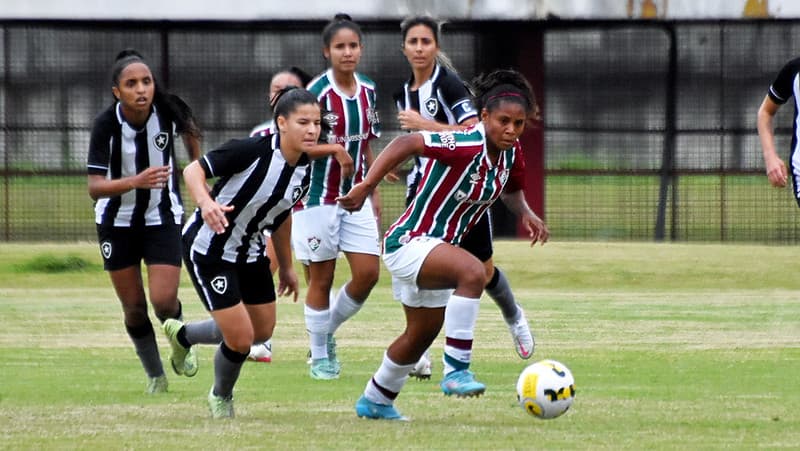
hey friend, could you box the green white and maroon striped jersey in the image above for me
[384,123,525,253]
[303,69,380,208]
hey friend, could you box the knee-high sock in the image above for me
[126,320,163,378]
[485,267,521,324]
[442,295,480,375]
[364,352,416,405]
[213,342,248,400]
[183,318,223,345]
[328,284,363,335]
[305,305,330,360]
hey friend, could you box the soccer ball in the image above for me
[516,359,576,419]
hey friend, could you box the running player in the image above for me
[247,66,313,364]
[339,69,548,420]
[87,49,201,394]
[393,16,538,381]
[292,13,382,380]
[162,87,321,418]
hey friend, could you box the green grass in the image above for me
[4,174,800,243]
[1,241,799,449]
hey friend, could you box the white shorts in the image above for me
[292,198,380,263]
[382,236,452,308]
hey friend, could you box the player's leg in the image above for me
[110,266,168,393]
[248,235,278,363]
[100,225,167,394]
[417,244,487,397]
[292,205,342,379]
[461,214,534,359]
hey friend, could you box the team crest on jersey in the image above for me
[424,97,439,116]
[307,236,321,252]
[366,107,379,125]
[153,132,169,151]
[291,185,306,203]
[499,169,509,185]
[100,241,112,259]
[323,111,339,129]
[211,276,228,294]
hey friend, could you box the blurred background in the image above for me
[3,0,800,243]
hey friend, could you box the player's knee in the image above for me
[458,261,486,296]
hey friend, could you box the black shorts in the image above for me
[96,223,182,271]
[184,251,275,311]
[459,213,494,263]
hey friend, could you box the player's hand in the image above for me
[135,165,171,190]
[397,110,424,131]
[765,155,788,188]
[521,213,549,246]
[384,170,400,183]
[198,199,234,234]
[277,267,299,303]
[334,146,355,179]
[336,182,370,212]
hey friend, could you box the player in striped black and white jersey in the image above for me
[392,16,538,381]
[247,66,313,364]
[87,49,201,395]
[161,87,321,418]
[757,57,800,194]
[292,14,382,380]
[339,69,549,420]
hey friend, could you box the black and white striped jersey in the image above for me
[392,63,478,198]
[183,133,310,264]
[87,103,183,227]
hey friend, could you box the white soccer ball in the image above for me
[516,359,576,419]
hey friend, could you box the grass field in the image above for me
[4,174,800,243]
[1,241,799,450]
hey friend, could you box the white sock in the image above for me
[364,352,415,405]
[329,284,363,335]
[304,305,329,360]
[442,295,480,375]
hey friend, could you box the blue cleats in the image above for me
[440,369,486,398]
[355,395,408,421]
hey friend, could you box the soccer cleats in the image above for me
[146,375,168,394]
[409,351,432,380]
[208,387,234,419]
[355,395,408,421]
[440,370,486,398]
[248,340,272,363]
[309,357,340,380]
[508,307,535,359]
[163,319,198,377]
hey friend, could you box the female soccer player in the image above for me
[292,13,382,380]
[757,57,800,191]
[338,69,549,420]
[247,66,313,364]
[393,16,539,381]
[87,49,201,394]
[163,87,321,418]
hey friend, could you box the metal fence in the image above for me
[2,19,799,243]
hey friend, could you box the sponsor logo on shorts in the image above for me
[307,236,321,252]
[211,276,228,294]
[100,241,112,259]
[440,132,457,151]
[153,132,169,151]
